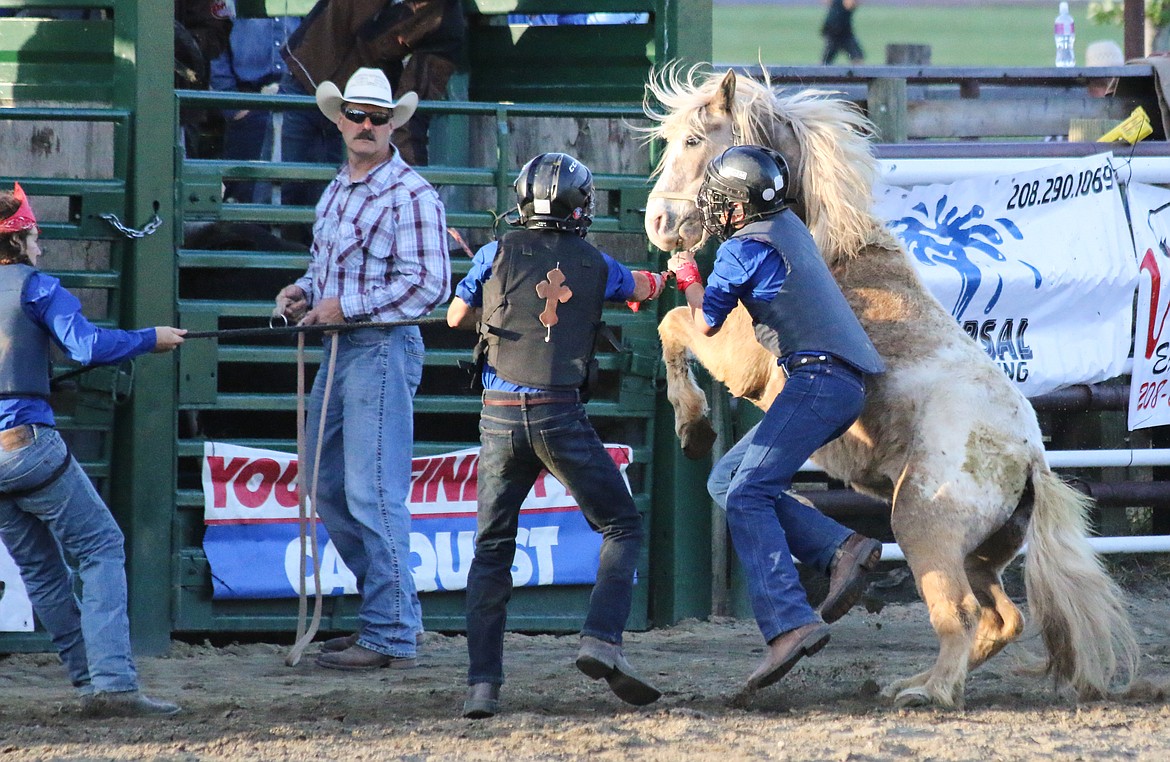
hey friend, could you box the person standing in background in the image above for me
[210,15,301,203]
[820,0,864,65]
[279,0,467,214]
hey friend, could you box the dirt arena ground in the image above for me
[1,562,1169,761]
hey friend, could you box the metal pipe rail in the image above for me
[177,89,653,229]
[876,534,1170,562]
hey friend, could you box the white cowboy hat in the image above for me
[315,67,418,129]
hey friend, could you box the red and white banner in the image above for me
[1125,182,1170,430]
[202,442,633,599]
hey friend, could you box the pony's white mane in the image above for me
[645,67,900,265]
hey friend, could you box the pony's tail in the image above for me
[1024,466,1140,698]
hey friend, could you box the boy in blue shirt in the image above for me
[0,183,186,717]
[669,146,884,691]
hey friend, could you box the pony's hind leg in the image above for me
[658,307,715,458]
[965,500,1029,669]
[965,563,1023,670]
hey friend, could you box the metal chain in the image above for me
[99,207,163,239]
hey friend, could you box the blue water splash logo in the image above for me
[888,196,1041,318]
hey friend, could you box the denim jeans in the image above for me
[279,75,343,210]
[222,108,273,203]
[303,326,425,658]
[708,422,852,575]
[465,392,644,686]
[724,362,866,643]
[0,425,137,695]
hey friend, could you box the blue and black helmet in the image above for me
[513,152,595,235]
[697,145,792,240]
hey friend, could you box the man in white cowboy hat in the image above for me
[272,66,450,671]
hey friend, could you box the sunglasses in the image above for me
[342,107,392,127]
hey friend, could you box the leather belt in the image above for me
[780,353,860,376]
[0,424,34,452]
[482,392,579,407]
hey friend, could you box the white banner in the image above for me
[0,541,33,632]
[875,154,1137,396]
[1124,182,1170,430]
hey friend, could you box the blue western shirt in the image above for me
[1,271,156,430]
[702,236,787,329]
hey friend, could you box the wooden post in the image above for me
[1125,0,1145,58]
[885,44,931,66]
[868,78,908,143]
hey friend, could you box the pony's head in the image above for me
[643,67,887,265]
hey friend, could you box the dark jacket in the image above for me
[282,0,466,92]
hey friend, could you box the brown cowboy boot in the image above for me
[746,621,830,691]
[315,644,417,671]
[817,533,882,624]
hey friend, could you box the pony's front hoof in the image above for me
[893,686,933,708]
[680,418,717,459]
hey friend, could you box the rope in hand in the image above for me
[285,331,337,667]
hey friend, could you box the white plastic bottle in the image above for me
[1054,1,1076,67]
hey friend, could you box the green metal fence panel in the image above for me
[0,0,717,651]
[172,89,665,636]
[0,0,177,654]
[464,0,656,103]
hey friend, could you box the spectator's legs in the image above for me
[222,109,273,203]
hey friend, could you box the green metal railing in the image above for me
[171,89,668,634]
[0,0,716,652]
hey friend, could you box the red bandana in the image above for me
[0,183,38,234]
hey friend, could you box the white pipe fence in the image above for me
[796,450,1170,556]
[798,448,1170,472]
[878,534,1170,562]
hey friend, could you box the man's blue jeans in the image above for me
[303,326,425,658]
[465,393,644,686]
[0,425,138,695]
[723,362,866,643]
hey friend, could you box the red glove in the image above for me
[674,260,703,292]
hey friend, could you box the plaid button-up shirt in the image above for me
[296,152,450,322]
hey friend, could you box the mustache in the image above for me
[356,129,376,140]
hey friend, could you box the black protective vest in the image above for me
[734,212,884,374]
[479,229,609,390]
[0,264,51,399]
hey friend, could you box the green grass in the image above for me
[713,2,1126,67]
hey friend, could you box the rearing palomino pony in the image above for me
[643,68,1139,708]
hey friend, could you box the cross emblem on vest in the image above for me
[535,264,573,342]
